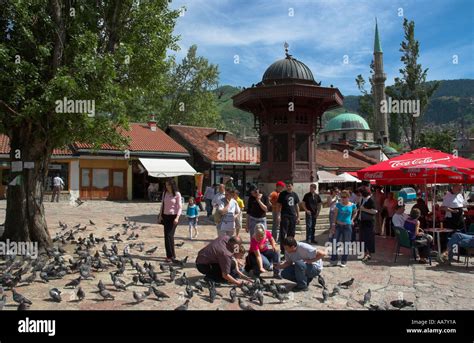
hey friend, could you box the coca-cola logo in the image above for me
[389,156,450,168]
[364,172,384,179]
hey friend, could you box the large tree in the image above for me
[0,0,180,248]
[385,18,439,149]
[160,44,221,128]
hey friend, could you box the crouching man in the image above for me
[275,236,326,292]
[195,235,250,286]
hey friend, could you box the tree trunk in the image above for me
[1,126,52,249]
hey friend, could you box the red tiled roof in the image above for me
[1,123,187,156]
[0,135,73,155]
[168,125,260,164]
[74,123,188,154]
[315,149,373,170]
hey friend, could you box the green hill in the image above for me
[216,79,474,137]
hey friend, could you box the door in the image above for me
[109,169,126,200]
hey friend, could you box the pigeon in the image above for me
[133,291,147,303]
[145,246,158,255]
[194,281,203,292]
[339,278,355,288]
[273,291,288,303]
[12,289,32,305]
[98,280,106,291]
[149,287,170,300]
[99,289,115,300]
[209,285,217,303]
[322,288,329,303]
[169,269,177,281]
[17,301,30,311]
[175,273,188,286]
[49,288,62,303]
[75,198,84,206]
[229,286,237,303]
[363,289,371,305]
[175,242,185,248]
[65,277,81,289]
[173,256,188,267]
[39,271,50,283]
[256,290,264,306]
[175,299,189,311]
[330,285,340,297]
[89,219,96,225]
[238,298,255,311]
[390,299,414,309]
[317,275,326,289]
[276,284,288,294]
[0,294,6,310]
[22,272,37,284]
[185,284,194,299]
[76,287,85,301]
[369,304,387,311]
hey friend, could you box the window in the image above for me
[113,171,124,187]
[295,134,309,161]
[273,134,288,162]
[45,163,69,191]
[342,133,347,141]
[260,135,268,162]
[92,169,109,189]
[81,169,90,187]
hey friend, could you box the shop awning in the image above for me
[317,170,346,183]
[139,158,197,177]
[339,172,362,182]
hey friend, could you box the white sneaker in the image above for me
[340,263,347,268]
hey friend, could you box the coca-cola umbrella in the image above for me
[357,148,474,185]
[357,148,474,233]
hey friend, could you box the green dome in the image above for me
[383,146,398,154]
[321,112,370,132]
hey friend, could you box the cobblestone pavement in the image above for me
[0,200,472,311]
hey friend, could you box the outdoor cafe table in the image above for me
[424,228,454,254]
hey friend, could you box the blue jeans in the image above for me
[447,232,474,259]
[205,199,213,217]
[330,223,352,264]
[305,213,317,241]
[281,260,320,288]
[272,211,280,242]
[248,249,281,275]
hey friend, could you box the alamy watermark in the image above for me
[217,144,258,164]
[324,240,365,259]
[55,97,95,117]
[0,239,38,258]
[380,96,420,117]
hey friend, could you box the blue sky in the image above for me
[169,0,474,95]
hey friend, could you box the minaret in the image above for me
[373,18,389,145]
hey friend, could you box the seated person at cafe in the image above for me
[245,224,281,278]
[195,235,247,286]
[275,237,326,292]
[403,208,433,264]
[440,232,474,263]
[392,205,408,229]
[412,197,430,229]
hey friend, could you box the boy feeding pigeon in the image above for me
[275,237,326,292]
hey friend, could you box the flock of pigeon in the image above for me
[0,217,415,311]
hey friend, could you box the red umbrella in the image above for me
[357,147,474,185]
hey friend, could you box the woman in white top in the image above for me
[217,188,241,237]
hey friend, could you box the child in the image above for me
[233,190,245,237]
[186,197,199,239]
